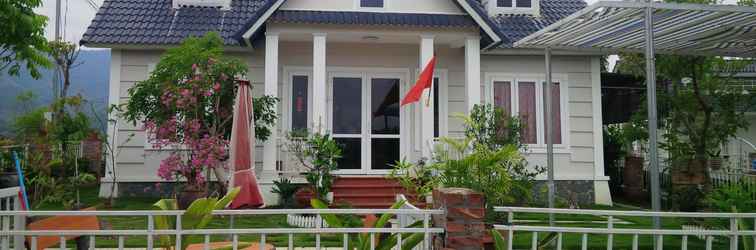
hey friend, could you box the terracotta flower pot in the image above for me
[178,187,207,209]
[294,186,316,208]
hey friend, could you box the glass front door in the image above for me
[330,73,403,173]
[370,78,401,170]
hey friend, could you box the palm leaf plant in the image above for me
[153,187,241,249]
[310,199,426,250]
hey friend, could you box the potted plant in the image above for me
[285,130,341,206]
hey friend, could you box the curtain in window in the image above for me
[516,0,532,7]
[497,0,513,7]
[361,0,383,7]
[291,75,308,131]
[518,82,537,144]
[549,83,562,144]
[493,81,511,115]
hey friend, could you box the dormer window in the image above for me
[173,0,231,10]
[359,0,384,8]
[489,0,540,16]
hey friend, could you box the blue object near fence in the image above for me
[752,159,756,171]
[13,151,30,210]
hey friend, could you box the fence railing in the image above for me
[0,205,443,250]
[494,206,756,250]
[0,187,24,250]
[275,137,309,180]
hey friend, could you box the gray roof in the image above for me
[269,10,478,28]
[81,0,587,49]
[81,0,274,46]
[481,0,588,47]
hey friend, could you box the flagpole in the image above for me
[425,79,433,107]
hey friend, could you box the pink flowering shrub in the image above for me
[123,33,278,191]
[142,61,232,189]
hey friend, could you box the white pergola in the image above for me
[512,0,756,232]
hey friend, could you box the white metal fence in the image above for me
[0,187,24,250]
[0,198,443,250]
[495,206,756,250]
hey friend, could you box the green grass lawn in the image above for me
[507,206,732,250]
[31,185,348,248]
[29,186,736,249]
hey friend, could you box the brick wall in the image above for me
[432,188,489,250]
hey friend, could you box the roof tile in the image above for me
[81,0,587,48]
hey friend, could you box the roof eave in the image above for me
[235,0,288,47]
[454,0,505,47]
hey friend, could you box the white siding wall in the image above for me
[113,50,263,182]
[480,55,598,180]
[112,45,600,184]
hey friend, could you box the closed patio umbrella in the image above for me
[228,79,264,209]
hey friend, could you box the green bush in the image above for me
[272,178,300,208]
[285,131,341,201]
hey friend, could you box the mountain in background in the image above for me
[0,49,110,136]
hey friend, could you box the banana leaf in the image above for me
[400,232,426,250]
[377,221,425,250]
[153,199,178,248]
[366,200,407,250]
[538,232,559,250]
[152,187,241,250]
[310,199,345,228]
[491,229,507,250]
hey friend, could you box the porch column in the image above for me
[262,32,279,179]
[312,33,327,133]
[420,35,435,159]
[465,36,481,111]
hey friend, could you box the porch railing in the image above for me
[0,187,24,250]
[0,207,443,250]
[494,206,756,250]
[275,137,309,180]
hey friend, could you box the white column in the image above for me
[592,56,613,205]
[465,36,481,111]
[312,33,327,133]
[99,49,121,198]
[262,32,279,180]
[420,35,435,159]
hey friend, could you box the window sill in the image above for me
[523,146,571,154]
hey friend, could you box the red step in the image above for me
[330,177,423,209]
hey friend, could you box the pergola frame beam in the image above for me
[517,1,756,242]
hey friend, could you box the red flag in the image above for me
[401,56,436,106]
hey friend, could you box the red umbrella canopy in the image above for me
[228,79,264,209]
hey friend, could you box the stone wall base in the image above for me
[98,181,281,206]
[533,180,596,206]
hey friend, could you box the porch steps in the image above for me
[331,177,425,208]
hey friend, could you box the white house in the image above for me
[82,0,611,206]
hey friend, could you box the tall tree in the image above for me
[0,0,50,78]
[49,41,80,101]
[617,0,756,210]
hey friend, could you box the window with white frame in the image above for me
[490,77,564,146]
[489,0,539,16]
[290,75,309,131]
[359,0,384,8]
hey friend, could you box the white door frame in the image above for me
[327,67,409,175]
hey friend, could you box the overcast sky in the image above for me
[36,0,103,45]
